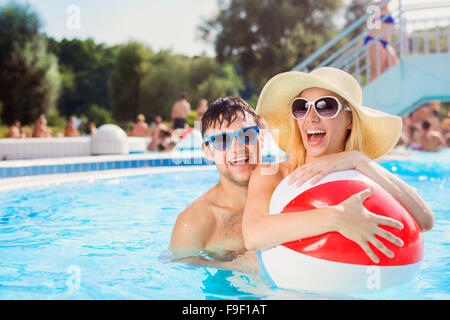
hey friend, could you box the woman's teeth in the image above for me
[306,129,326,146]
[306,129,326,135]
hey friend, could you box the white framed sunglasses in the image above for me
[291,96,351,120]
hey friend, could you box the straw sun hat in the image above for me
[255,67,402,159]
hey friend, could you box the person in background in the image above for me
[89,122,97,136]
[32,114,52,138]
[171,92,191,130]
[442,119,450,145]
[410,105,429,125]
[8,120,26,138]
[147,128,176,152]
[195,99,209,132]
[408,124,423,150]
[129,114,149,137]
[148,116,170,150]
[196,99,208,121]
[365,0,399,81]
[64,116,81,137]
[427,101,442,131]
[420,120,447,152]
[149,116,168,136]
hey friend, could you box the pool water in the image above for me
[0,149,448,299]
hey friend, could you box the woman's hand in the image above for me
[287,151,365,187]
[330,188,405,263]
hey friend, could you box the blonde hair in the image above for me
[287,95,364,173]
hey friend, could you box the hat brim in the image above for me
[255,71,402,159]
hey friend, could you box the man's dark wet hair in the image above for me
[201,97,262,136]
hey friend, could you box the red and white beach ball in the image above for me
[259,170,423,292]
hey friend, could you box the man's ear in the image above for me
[202,142,214,161]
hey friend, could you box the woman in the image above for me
[243,67,433,264]
[365,0,399,81]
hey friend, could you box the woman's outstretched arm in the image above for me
[355,153,434,231]
[286,151,434,231]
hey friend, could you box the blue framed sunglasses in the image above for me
[203,126,260,151]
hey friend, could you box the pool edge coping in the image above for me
[0,165,217,193]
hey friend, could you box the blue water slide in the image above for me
[363,53,450,115]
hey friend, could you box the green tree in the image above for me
[194,64,244,103]
[139,53,244,121]
[47,37,118,117]
[85,104,115,127]
[344,0,371,38]
[108,41,153,122]
[139,50,191,121]
[199,0,342,89]
[0,2,61,125]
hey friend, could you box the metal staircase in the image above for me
[292,0,450,116]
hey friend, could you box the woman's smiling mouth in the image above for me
[306,129,327,146]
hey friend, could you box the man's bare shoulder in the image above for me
[177,188,216,225]
[170,186,217,256]
[173,186,217,231]
[172,100,182,108]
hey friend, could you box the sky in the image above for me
[0,0,219,56]
[0,0,449,57]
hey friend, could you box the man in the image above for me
[171,93,191,129]
[170,97,264,273]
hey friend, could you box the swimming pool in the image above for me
[0,149,448,299]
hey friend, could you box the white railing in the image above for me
[404,16,450,56]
